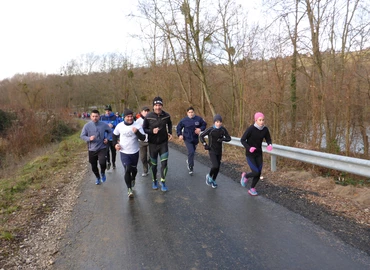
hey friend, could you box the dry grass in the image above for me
[0,129,85,241]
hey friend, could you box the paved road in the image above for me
[54,147,370,270]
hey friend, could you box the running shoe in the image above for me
[112,163,116,169]
[131,179,136,188]
[160,180,168,192]
[211,180,218,189]
[107,163,111,170]
[186,159,191,171]
[95,178,101,185]
[152,180,158,190]
[101,173,106,183]
[205,174,213,186]
[128,188,134,198]
[142,172,148,177]
[248,188,258,196]
[240,172,247,187]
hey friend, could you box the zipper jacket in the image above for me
[200,126,231,155]
[143,110,172,144]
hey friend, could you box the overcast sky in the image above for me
[0,0,261,80]
[0,0,141,80]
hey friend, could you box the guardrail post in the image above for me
[271,155,277,172]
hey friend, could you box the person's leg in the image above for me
[159,142,169,180]
[106,142,111,165]
[130,152,139,186]
[98,148,108,181]
[149,144,160,189]
[110,141,117,168]
[139,142,149,174]
[210,153,222,180]
[158,142,169,191]
[88,151,100,179]
[120,152,134,197]
[184,141,196,170]
[209,152,220,180]
[249,154,263,188]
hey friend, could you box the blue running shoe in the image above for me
[101,173,106,183]
[211,180,218,188]
[152,180,158,190]
[95,178,101,185]
[160,181,168,192]
[248,188,258,196]
[205,174,212,186]
[240,172,247,187]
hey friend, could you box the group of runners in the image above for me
[80,96,273,198]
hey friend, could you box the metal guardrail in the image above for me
[226,136,370,178]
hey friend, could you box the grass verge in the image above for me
[0,131,86,241]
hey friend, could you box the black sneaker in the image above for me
[189,166,193,175]
[112,163,116,169]
[107,163,111,170]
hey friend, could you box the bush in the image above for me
[0,110,16,135]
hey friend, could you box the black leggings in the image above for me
[209,151,222,181]
[149,142,169,181]
[120,152,139,189]
[124,164,137,188]
[245,154,263,188]
[106,140,117,164]
[88,148,107,178]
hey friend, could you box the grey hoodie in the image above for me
[80,121,112,151]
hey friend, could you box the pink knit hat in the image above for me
[254,112,264,121]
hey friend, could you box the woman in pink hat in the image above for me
[240,112,273,196]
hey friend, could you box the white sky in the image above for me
[0,0,140,80]
[0,0,261,81]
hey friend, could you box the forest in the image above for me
[0,0,369,159]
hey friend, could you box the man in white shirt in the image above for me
[113,109,146,198]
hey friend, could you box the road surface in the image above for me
[54,147,370,270]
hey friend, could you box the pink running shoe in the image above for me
[248,188,258,196]
[240,172,247,187]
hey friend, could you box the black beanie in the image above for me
[213,114,222,122]
[153,96,163,106]
[123,108,133,116]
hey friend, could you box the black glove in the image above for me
[204,144,210,150]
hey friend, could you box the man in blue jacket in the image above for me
[176,106,207,175]
[100,105,120,170]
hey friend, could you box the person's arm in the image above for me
[112,134,119,146]
[167,115,173,135]
[199,127,211,145]
[265,128,272,145]
[80,124,90,142]
[265,127,273,151]
[176,119,184,137]
[200,117,207,131]
[221,127,231,142]
[135,126,146,141]
[143,117,152,134]
[105,123,113,141]
[240,127,251,150]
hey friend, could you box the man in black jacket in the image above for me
[143,96,173,191]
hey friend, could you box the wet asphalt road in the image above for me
[53,147,370,270]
